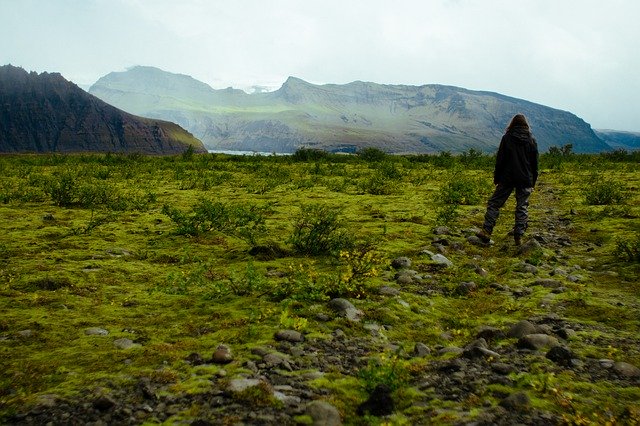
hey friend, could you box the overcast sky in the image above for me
[1,0,638,131]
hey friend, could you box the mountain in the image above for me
[0,65,206,154]
[90,66,610,154]
[594,130,640,151]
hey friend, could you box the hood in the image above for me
[509,125,533,143]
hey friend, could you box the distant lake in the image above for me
[207,150,290,156]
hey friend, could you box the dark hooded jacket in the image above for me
[494,125,539,188]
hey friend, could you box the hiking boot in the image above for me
[476,229,492,244]
[514,234,522,246]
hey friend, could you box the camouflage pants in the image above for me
[482,184,533,236]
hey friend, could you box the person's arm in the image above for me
[494,136,506,185]
[530,140,539,187]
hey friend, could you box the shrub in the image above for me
[358,172,397,195]
[292,148,329,162]
[162,200,268,244]
[357,147,387,162]
[289,204,354,255]
[439,174,482,205]
[614,234,640,263]
[584,179,624,205]
[358,353,409,394]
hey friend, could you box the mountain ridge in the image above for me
[0,65,206,154]
[90,66,611,154]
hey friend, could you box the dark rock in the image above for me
[357,384,394,416]
[517,334,560,350]
[456,281,477,295]
[84,327,109,336]
[499,392,530,411]
[305,400,342,426]
[613,362,640,378]
[507,320,537,338]
[379,286,401,296]
[93,395,116,411]
[275,329,304,343]
[491,362,515,375]
[328,298,363,322]
[518,239,542,254]
[439,358,465,372]
[476,326,505,341]
[391,257,411,269]
[531,278,563,288]
[185,352,205,366]
[433,226,450,235]
[413,343,431,357]
[212,344,233,364]
[546,346,574,366]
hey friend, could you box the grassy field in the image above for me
[0,149,639,424]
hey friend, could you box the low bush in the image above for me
[583,178,625,205]
[289,204,354,255]
[614,234,640,263]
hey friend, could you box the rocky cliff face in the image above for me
[0,65,206,154]
[90,66,610,153]
[594,130,640,151]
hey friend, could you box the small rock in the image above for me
[315,313,330,322]
[328,298,363,322]
[438,346,464,356]
[613,362,640,378]
[391,257,411,270]
[227,379,262,393]
[263,352,288,368]
[84,327,109,336]
[491,362,515,375]
[531,279,563,289]
[456,281,477,295]
[556,327,576,340]
[212,344,233,364]
[518,239,542,254]
[357,384,394,416]
[185,352,204,366]
[467,235,490,246]
[17,329,33,338]
[567,274,583,283]
[306,400,342,426]
[546,346,574,367]
[476,326,505,341]
[42,213,55,221]
[433,226,450,235]
[114,338,139,350]
[551,268,568,277]
[431,253,453,267]
[379,286,401,296]
[599,359,615,369]
[275,329,304,343]
[93,395,116,411]
[413,343,431,357]
[517,334,560,350]
[507,320,538,338]
[499,392,530,411]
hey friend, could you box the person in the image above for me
[477,114,539,246]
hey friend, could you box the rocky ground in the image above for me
[5,185,640,426]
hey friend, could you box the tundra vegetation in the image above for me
[0,148,639,425]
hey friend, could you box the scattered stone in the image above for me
[433,226,450,235]
[556,327,576,340]
[275,330,304,343]
[546,346,574,367]
[476,326,505,341]
[315,313,330,322]
[413,343,431,357]
[328,298,363,322]
[227,379,262,393]
[93,395,116,411]
[439,358,464,372]
[17,329,33,338]
[185,352,205,366]
[431,253,453,267]
[499,392,530,411]
[613,362,640,378]
[551,268,568,277]
[517,334,560,350]
[514,262,538,274]
[84,327,109,336]
[212,344,234,364]
[438,346,464,356]
[456,281,477,295]
[491,362,515,375]
[332,329,346,340]
[106,248,131,257]
[114,338,139,350]
[394,270,421,285]
[305,400,342,426]
[357,384,394,416]
[263,352,290,369]
[463,338,500,359]
[518,239,542,254]
[467,235,488,246]
[379,286,400,296]
[35,394,59,408]
[42,213,55,221]
[567,274,583,283]
[391,257,411,270]
[599,359,615,369]
[531,279,563,289]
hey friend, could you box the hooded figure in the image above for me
[477,114,539,246]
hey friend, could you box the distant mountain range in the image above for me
[593,130,640,151]
[0,65,206,154]
[89,66,612,153]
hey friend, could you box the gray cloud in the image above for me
[1,0,638,130]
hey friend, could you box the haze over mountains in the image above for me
[90,66,613,154]
[0,65,206,154]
